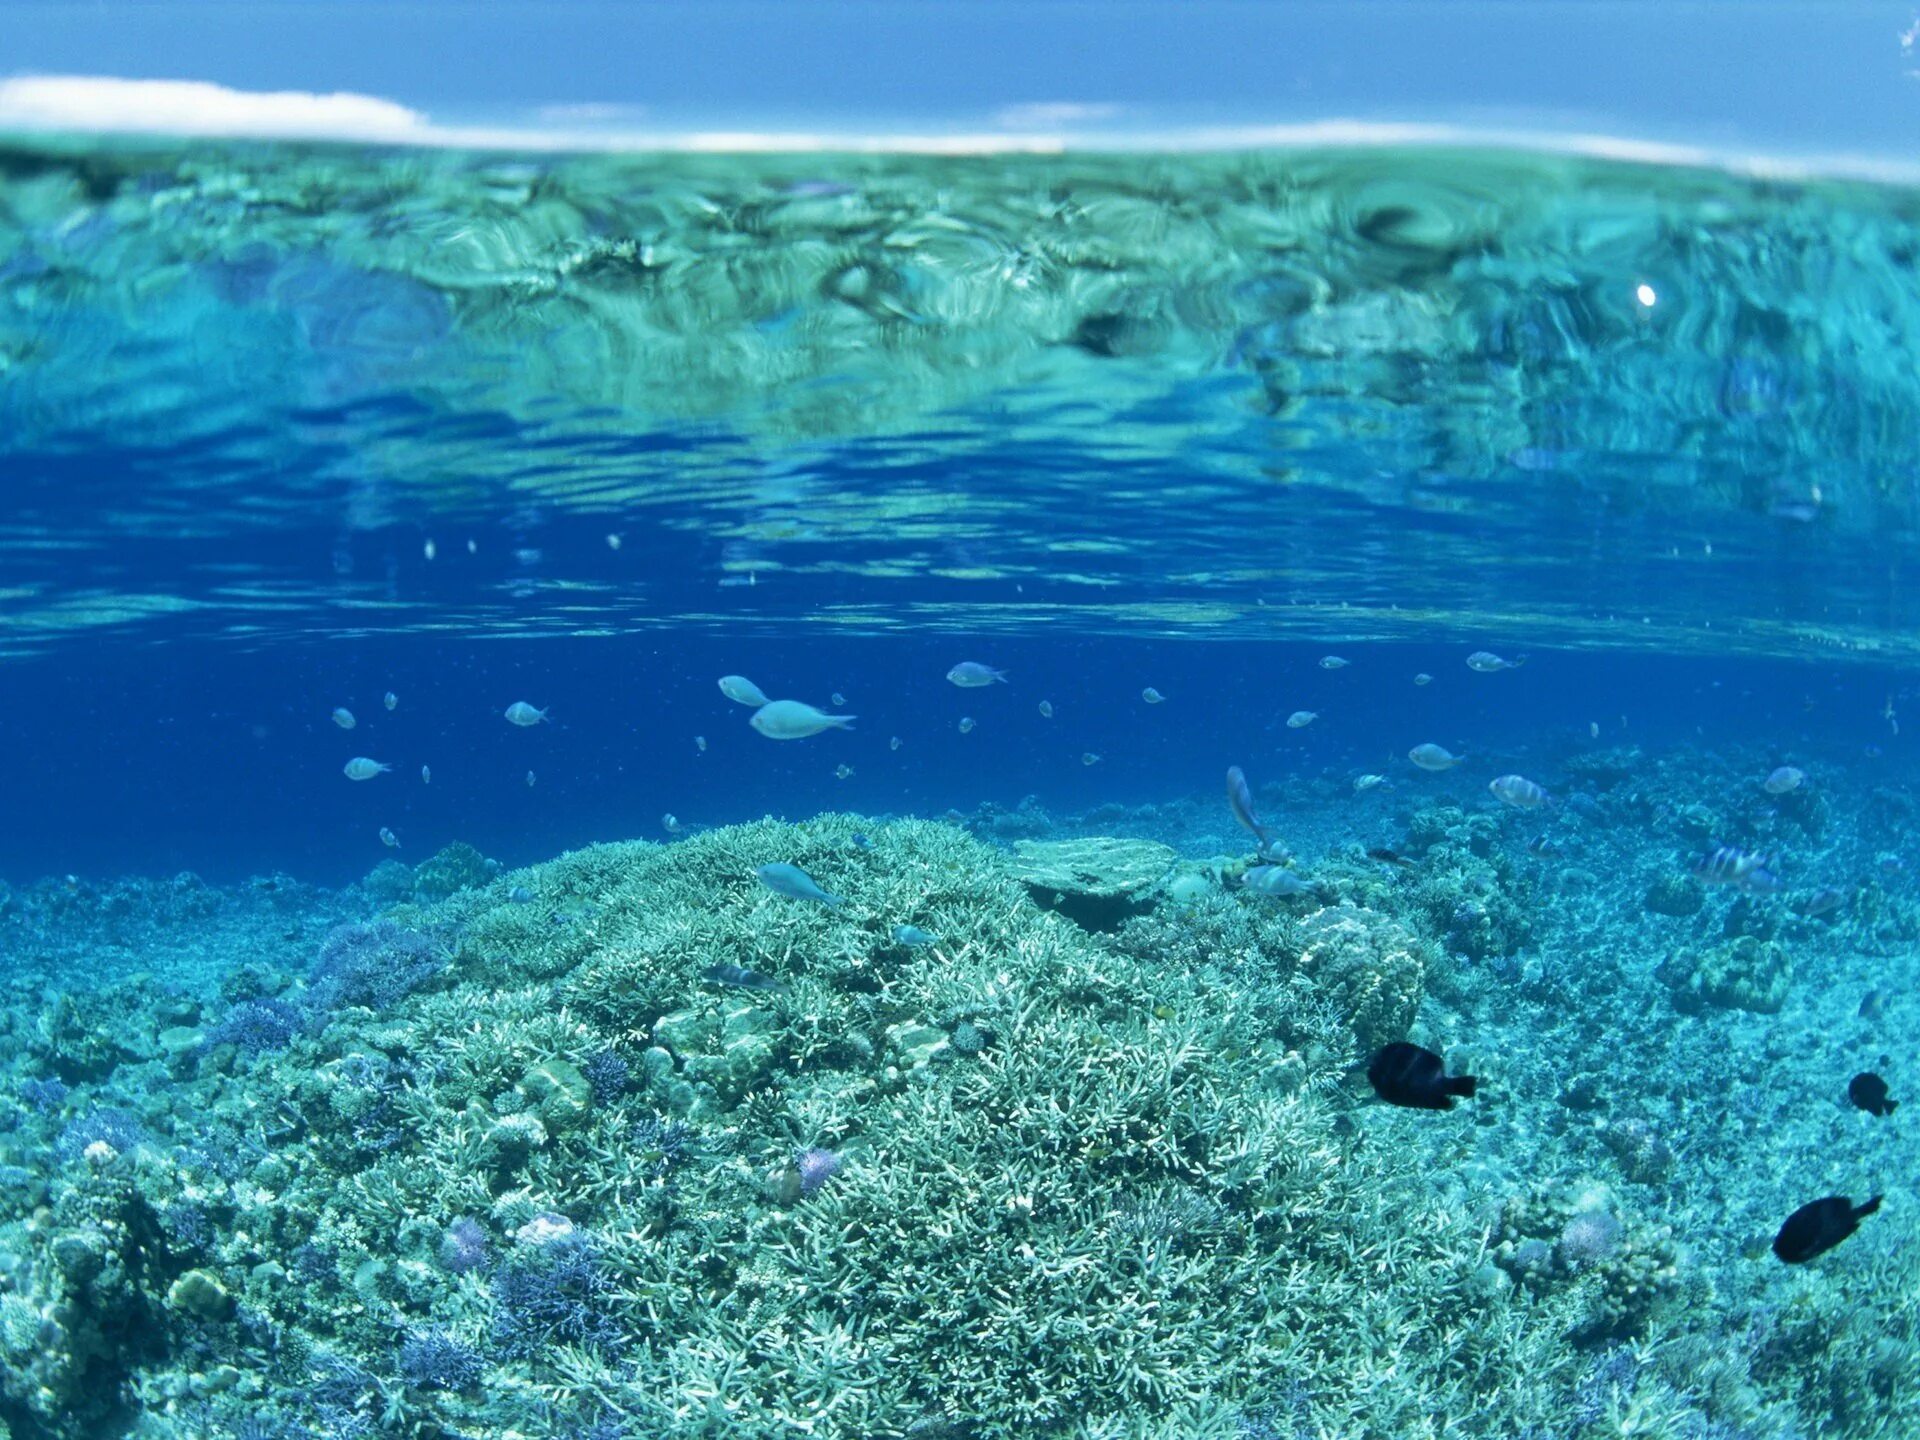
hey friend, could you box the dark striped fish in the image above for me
[702,963,788,994]
[1690,845,1782,894]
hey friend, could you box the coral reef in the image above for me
[4,744,1920,1440]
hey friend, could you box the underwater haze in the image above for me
[4,122,1920,1440]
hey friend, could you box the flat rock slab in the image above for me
[1009,837,1179,931]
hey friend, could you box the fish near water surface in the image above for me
[1466,651,1523,673]
[750,699,856,740]
[718,675,771,708]
[946,662,1006,687]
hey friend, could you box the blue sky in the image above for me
[0,1,1915,156]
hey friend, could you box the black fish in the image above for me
[1849,1072,1898,1118]
[1367,847,1416,868]
[702,962,787,994]
[1773,1194,1881,1264]
[1367,1042,1478,1111]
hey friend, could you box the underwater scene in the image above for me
[6,129,1920,1440]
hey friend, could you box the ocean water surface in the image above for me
[3,132,1920,1439]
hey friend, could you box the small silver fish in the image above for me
[1763,766,1805,795]
[379,827,400,848]
[343,757,390,781]
[420,765,431,784]
[662,812,682,834]
[383,691,398,711]
[1082,752,1101,766]
[1286,710,1317,729]
[504,702,549,726]
[835,763,854,779]
[757,862,844,906]
[1038,700,1054,719]
[695,735,707,753]
[947,661,1007,687]
[831,692,847,707]
[1414,673,1433,686]
[719,675,771,708]
[1353,773,1387,793]
[890,736,902,751]
[958,717,975,734]
[1466,651,1523,673]
[893,924,939,947]
[1142,687,1166,704]
[1320,656,1350,670]
[331,707,356,730]
[526,770,537,787]
[1408,743,1463,771]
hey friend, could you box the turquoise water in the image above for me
[3,133,1920,1439]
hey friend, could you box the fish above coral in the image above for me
[1848,1072,1897,1118]
[1226,764,1275,852]
[1488,774,1550,809]
[1773,1194,1880,1263]
[1242,865,1311,898]
[702,961,788,993]
[749,699,856,740]
[1368,1042,1477,1111]
[1690,845,1782,894]
[756,862,843,906]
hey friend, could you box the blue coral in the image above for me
[397,1328,487,1391]
[55,1105,147,1161]
[490,1237,622,1357]
[309,920,443,1012]
[204,996,305,1055]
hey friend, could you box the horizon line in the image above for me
[2,74,1919,186]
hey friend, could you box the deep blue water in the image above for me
[3,635,1907,883]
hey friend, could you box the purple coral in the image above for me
[794,1146,842,1196]
[439,1217,489,1274]
[1557,1209,1624,1270]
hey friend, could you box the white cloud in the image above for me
[0,75,431,141]
[0,75,1915,185]
[992,101,1124,129]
